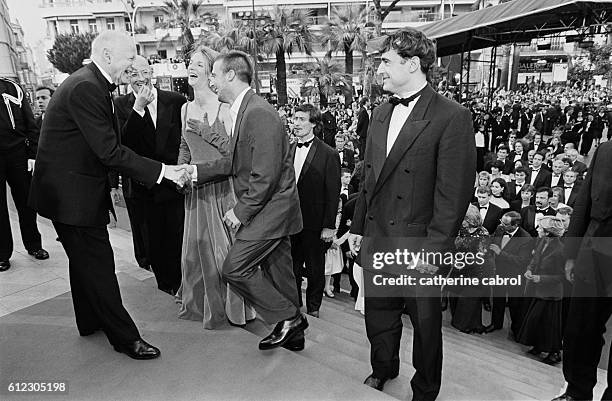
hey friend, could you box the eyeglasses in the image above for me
[127,69,151,79]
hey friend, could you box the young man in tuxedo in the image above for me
[561,170,581,208]
[356,97,370,160]
[506,166,529,204]
[554,141,612,401]
[520,187,557,237]
[348,28,475,400]
[114,55,186,295]
[528,152,552,189]
[474,186,503,235]
[289,104,341,318]
[1,78,49,272]
[486,211,533,336]
[34,86,54,128]
[486,145,513,175]
[335,133,355,172]
[531,132,546,153]
[29,31,189,359]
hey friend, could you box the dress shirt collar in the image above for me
[506,227,519,237]
[92,59,114,87]
[394,82,428,102]
[230,86,250,117]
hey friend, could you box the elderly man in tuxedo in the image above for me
[186,51,307,351]
[290,103,341,317]
[114,56,186,295]
[554,141,612,401]
[1,78,49,272]
[348,28,476,400]
[29,31,189,359]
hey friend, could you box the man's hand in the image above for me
[413,260,439,275]
[186,114,210,138]
[224,209,241,230]
[134,85,154,112]
[27,159,35,172]
[321,228,336,242]
[348,233,362,256]
[565,259,575,283]
[164,165,190,187]
[489,244,501,256]
[110,188,121,204]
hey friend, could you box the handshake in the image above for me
[163,164,195,188]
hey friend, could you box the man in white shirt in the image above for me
[550,159,565,187]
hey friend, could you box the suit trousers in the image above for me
[124,196,150,268]
[564,251,612,400]
[490,282,526,335]
[222,236,299,324]
[53,222,140,346]
[363,270,443,401]
[140,196,184,294]
[0,144,42,260]
[291,230,326,312]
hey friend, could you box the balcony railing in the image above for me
[384,11,455,24]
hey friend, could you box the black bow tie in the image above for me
[297,139,313,148]
[537,208,547,212]
[108,82,117,92]
[389,89,423,108]
[565,185,573,189]
[479,206,488,210]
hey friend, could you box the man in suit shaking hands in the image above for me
[29,31,190,360]
[114,56,186,295]
[290,104,341,317]
[186,51,308,351]
[347,29,476,400]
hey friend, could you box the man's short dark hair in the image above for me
[504,211,522,226]
[522,184,536,195]
[476,185,491,195]
[359,98,369,107]
[533,151,546,161]
[380,28,436,74]
[536,186,552,197]
[36,86,54,97]
[514,166,528,176]
[295,103,321,125]
[490,160,505,171]
[497,145,509,153]
[341,168,352,176]
[216,50,253,85]
[561,156,572,164]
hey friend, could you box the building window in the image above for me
[106,18,115,30]
[125,17,131,32]
[70,20,79,34]
[158,49,167,59]
[154,15,164,24]
[50,21,58,36]
[88,19,97,33]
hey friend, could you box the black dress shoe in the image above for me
[551,393,577,401]
[282,332,305,351]
[113,339,160,360]
[0,260,10,272]
[542,352,562,365]
[363,374,387,391]
[527,347,541,355]
[307,310,319,318]
[28,249,49,260]
[79,327,102,336]
[484,324,501,334]
[259,313,308,350]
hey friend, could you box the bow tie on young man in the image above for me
[297,139,313,148]
[388,89,424,108]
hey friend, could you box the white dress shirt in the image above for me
[529,168,540,185]
[386,82,427,156]
[514,181,525,195]
[479,203,489,223]
[551,173,562,187]
[475,131,485,148]
[92,59,165,183]
[132,86,158,128]
[564,184,574,204]
[294,135,314,181]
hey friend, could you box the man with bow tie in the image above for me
[561,170,581,208]
[290,104,341,318]
[114,55,186,295]
[520,187,557,237]
[348,28,475,400]
[528,151,552,188]
[550,159,566,188]
[1,78,49,272]
[474,186,503,235]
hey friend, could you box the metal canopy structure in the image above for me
[420,0,612,57]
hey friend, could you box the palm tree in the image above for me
[157,0,206,57]
[302,56,351,106]
[197,17,253,54]
[320,4,370,103]
[260,6,314,106]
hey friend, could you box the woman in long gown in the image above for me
[176,46,255,329]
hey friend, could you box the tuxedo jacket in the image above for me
[356,107,369,152]
[525,237,565,300]
[473,202,503,235]
[562,182,582,208]
[351,84,476,258]
[549,173,565,189]
[528,168,552,190]
[195,89,302,241]
[506,181,528,203]
[339,148,355,172]
[520,205,557,237]
[29,63,161,227]
[321,110,337,148]
[114,89,186,203]
[492,226,533,276]
[292,136,341,232]
[339,193,358,253]
[571,160,588,177]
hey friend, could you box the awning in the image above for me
[417,0,612,56]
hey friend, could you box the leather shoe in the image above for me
[259,313,308,350]
[551,393,577,401]
[364,374,387,391]
[0,260,10,272]
[113,339,160,360]
[282,332,305,351]
[307,310,319,318]
[28,249,49,260]
[484,324,501,334]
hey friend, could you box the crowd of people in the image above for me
[2,26,612,401]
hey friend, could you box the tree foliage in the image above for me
[568,44,612,85]
[47,32,97,74]
[158,0,206,58]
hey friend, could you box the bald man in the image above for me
[29,31,189,360]
[114,56,186,295]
